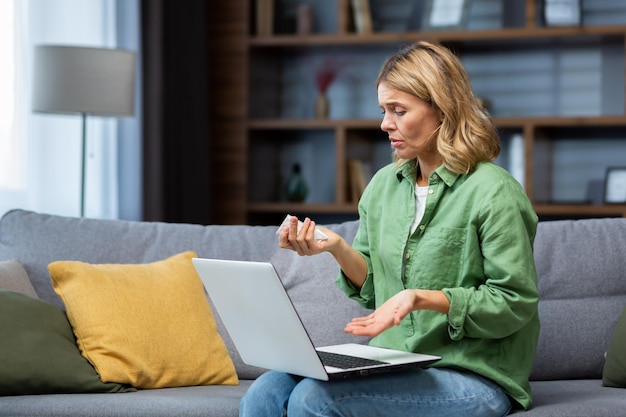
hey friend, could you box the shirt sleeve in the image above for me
[443,179,539,341]
[335,181,377,310]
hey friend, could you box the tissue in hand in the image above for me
[276,214,328,241]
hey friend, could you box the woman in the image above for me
[240,41,539,417]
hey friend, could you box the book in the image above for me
[347,159,369,203]
[256,0,274,36]
[351,0,373,34]
[508,133,525,188]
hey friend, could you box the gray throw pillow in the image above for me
[603,306,626,388]
[0,259,38,298]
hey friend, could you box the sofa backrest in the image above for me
[531,218,626,380]
[2,209,625,382]
[0,209,370,379]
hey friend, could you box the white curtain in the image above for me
[0,0,27,209]
[0,0,136,219]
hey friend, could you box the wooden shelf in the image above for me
[252,203,626,218]
[534,204,626,217]
[249,25,626,47]
[496,115,626,126]
[248,116,626,133]
[248,202,358,214]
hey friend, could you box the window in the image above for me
[0,0,140,219]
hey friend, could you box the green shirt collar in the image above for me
[395,160,459,188]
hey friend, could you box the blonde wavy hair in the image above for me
[376,41,500,174]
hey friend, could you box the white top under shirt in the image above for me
[410,185,429,235]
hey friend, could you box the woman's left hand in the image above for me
[344,289,450,337]
[344,290,417,337]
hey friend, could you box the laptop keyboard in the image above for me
[317,350,388,369]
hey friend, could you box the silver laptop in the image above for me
[192,258,441,380]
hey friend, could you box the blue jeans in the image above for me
[239,368,512,417]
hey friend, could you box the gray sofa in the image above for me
[0,208,624,416]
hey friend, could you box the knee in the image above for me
[240,372,300,417]
[288,378,336,417]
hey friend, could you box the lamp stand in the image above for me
[80,112,87,217]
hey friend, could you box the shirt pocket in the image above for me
[405,227,467,289]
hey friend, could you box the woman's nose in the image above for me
[380,114,392,132]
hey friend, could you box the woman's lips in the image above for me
[390,138,403,148]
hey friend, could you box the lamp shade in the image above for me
[32,45,135,117]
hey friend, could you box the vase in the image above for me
[315,93,329,119]
[284,163,308,202]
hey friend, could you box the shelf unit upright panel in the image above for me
[244,0,626,224]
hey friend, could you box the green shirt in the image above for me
[336,160,540,410]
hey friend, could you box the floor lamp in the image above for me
[32,45,136,217]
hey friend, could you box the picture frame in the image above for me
[422,0,471,31]
[603,167,626,204]
[543,0,582,27]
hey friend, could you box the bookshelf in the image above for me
[208,0,626,225]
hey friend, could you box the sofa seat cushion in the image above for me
[0,290,134,396]
[48,251,238,389]
[0,381,254,417]
[525,380,626,416]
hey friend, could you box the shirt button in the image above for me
[405,253,410,260]
[428,189,434,195]
[419,225,425,231]
[432,174,438,180]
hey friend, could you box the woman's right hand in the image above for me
[279,215,368,289]
[278,215,340,257]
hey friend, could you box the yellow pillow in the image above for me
[48,251,238,389]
